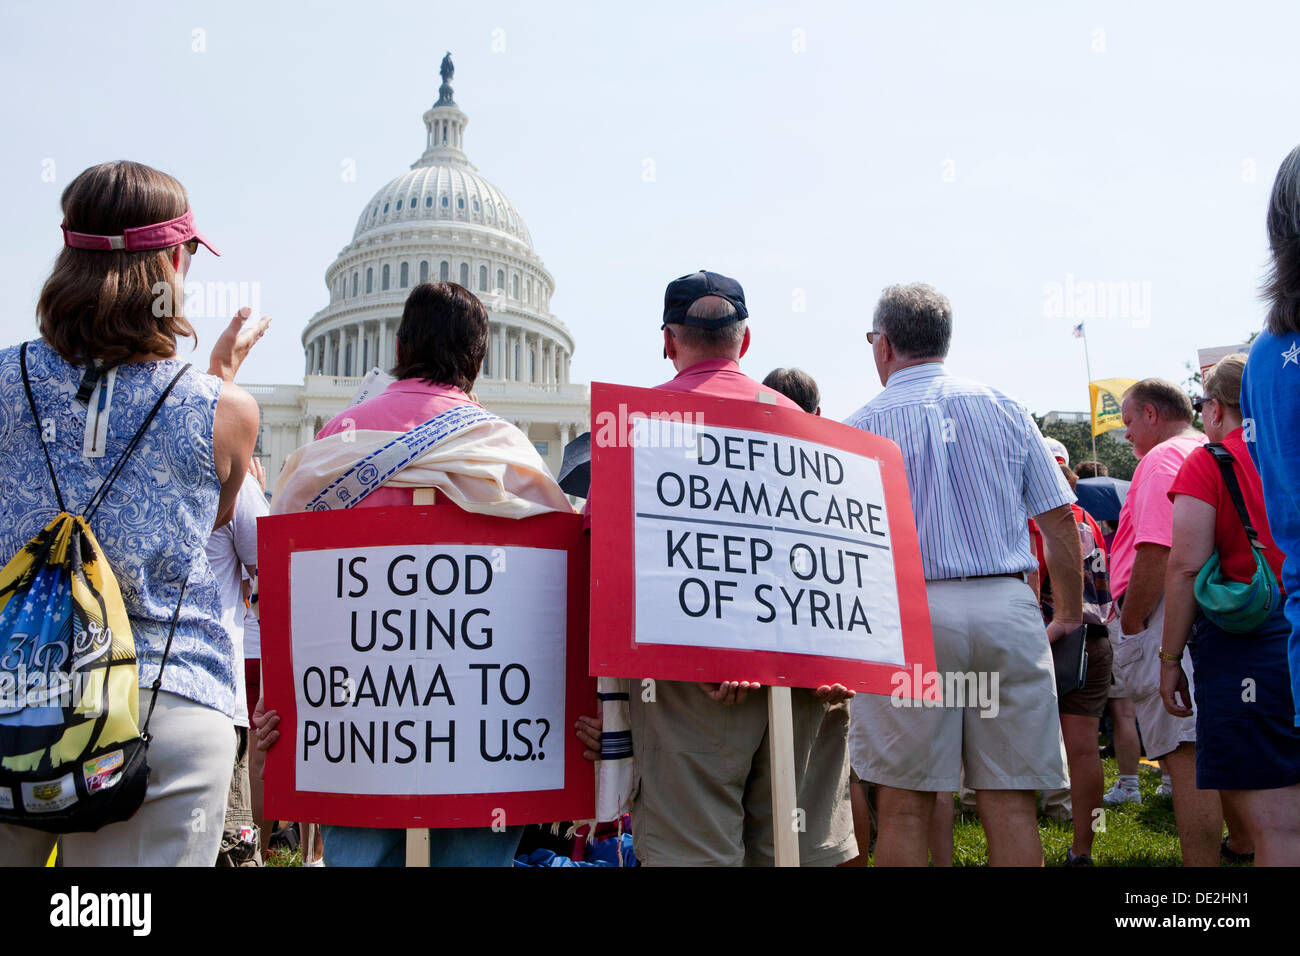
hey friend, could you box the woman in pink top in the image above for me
[257,283,528,866]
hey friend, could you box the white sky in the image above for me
[2,0,1292,421]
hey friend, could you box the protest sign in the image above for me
[1197,343,1251,378]
[258,507,593,828]
[588,383,934,696]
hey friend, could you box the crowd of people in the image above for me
[2,149,1299,868]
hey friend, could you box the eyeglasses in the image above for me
[866,331,886,345]
[183,239,199,256]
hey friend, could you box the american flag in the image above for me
[1072,322,1084,339]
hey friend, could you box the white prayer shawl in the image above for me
[271,414,572,517]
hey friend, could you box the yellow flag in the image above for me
[1089,378,1137,436]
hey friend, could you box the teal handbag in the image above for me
[1193,443,1280,633]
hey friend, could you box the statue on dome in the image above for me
[435,51,456,106]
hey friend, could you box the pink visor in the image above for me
[61,208,221,256]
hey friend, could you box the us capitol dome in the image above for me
[248,54,589,486]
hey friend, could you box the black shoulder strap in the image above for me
[139,575,188,743]
[82,361,192,522]
[20,342,68,514]
[1203,442,1263,549]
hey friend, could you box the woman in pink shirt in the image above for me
[256,283,535,866]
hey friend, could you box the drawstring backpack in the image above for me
[0,343,190,832]
[1193,443,1281,633]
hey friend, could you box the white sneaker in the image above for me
[1103,782,1142,805]
[1155,780,1173,798]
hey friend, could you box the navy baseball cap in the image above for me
[662,270,749,329]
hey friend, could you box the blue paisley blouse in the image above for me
[0,339,234,717]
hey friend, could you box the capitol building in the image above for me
[248,56,588,485]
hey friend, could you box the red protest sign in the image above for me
[258,507,594,828]
[588,383,934,696]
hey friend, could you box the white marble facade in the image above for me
[247,61,588,487]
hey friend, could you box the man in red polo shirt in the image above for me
[581,271,857,867]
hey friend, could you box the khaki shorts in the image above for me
[849,577,1068,792]
[1109,600,1196,760]
[629,680,855,867]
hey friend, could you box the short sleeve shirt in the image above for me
[1108,432,1206,597]
[204,472,267,726]
[1167,428,1286,586]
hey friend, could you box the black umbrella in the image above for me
[1074,476,1131,523]
[558,431,592,497]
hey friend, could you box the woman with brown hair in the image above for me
[0,160,266,865]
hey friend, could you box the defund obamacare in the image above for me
[655,435,888,536]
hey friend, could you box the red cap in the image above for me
[61,208,220,256]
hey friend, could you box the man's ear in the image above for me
[738,325,751,359]
[663,326,675,361]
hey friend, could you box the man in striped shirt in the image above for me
[843,283,1084,866]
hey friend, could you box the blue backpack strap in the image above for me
[306,403,500,511]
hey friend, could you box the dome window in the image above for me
[366,268,373,294]
[400,262,409,288]
[426,196,433,208]
[382,264,390,291]
[440,261,449,282]
[459,262,469,286]
[441,196,449,208]
[371,208,378,219]
[419,261,429,284]
[396,199,402,211]
[512,275,519,299]
[478,265,487,291]
[352,272,359,297]
[383,202,389,214]
[496,269,504,291]
[457,197,464,210]
[473,198,480,212]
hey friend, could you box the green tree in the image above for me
[1033,415,1137,481]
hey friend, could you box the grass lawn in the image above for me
[265,759,1238,867]
[955,759,1184,866]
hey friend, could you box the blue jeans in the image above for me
[320,824,523,867]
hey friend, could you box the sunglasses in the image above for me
[1192,396,1207,413]
[183,239,200,256]
[866,331,886,345]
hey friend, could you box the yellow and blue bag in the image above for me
[0,344,190,832]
